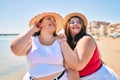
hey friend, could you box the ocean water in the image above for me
[0,35,28,78]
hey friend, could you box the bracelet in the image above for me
[60,39,66,44]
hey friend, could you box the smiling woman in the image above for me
[57,12,119,80]
[10,12,71,80]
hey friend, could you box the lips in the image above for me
[48,23,55,27]
[72,26,80,29]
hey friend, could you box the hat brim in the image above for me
[63,12,88,28]
[29,12,63,33]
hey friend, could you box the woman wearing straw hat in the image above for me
[57,12,119,80]
[10,12,70,80]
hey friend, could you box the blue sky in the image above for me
[0,0,120,34]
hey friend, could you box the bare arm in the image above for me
[10,24,40,56]
[65,62,80,80]
[67,69,80,80]
[58,34,96,71]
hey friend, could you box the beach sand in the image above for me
[3,36,120,80]
[95,36,120,78]
[1,66,28,80]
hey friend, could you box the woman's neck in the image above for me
[38,33,56,46]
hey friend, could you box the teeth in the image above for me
[73,27,79,29]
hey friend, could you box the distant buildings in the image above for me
[87,21,120,38]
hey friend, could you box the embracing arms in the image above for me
[57,34,96,71]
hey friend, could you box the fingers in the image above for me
[57,28,65,35]
[57,33,67,44]
[31,22,41,32]
[58,34,66,39]
[33,21,40,28]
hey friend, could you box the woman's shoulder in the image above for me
[81,34,93,41]
[78,34,96,45]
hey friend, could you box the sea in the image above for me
[0,35,28,79]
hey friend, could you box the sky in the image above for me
[0,0,120,34]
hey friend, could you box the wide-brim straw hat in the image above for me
[29,12,63,33]
[63,12,88,28]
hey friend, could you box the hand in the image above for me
[57,28,67,44]
[57,33,67,44]
[57,28,65,35]
[32,21,41,32]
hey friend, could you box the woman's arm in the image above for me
[58,34,96,71]
[10,24,40,56]
[65,62,80,80]
[67,69,80,80]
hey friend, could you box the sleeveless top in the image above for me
[79,46,102,77]
[27,36,65,78]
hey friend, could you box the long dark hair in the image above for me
[65,16,87,49]
[32,17,57,36]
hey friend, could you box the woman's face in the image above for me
[68,17,82,36]
[40,15,57,33]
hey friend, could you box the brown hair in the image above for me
[65,16,86,49]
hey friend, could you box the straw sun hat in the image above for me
[29,12,63,33]
[63,12,88,28]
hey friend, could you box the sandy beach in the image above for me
[1,66,28,80]
[2,36,120,80]
[95,36,120,77]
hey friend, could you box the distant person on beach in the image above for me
[57,12,119,80]
[10,12,72,80]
